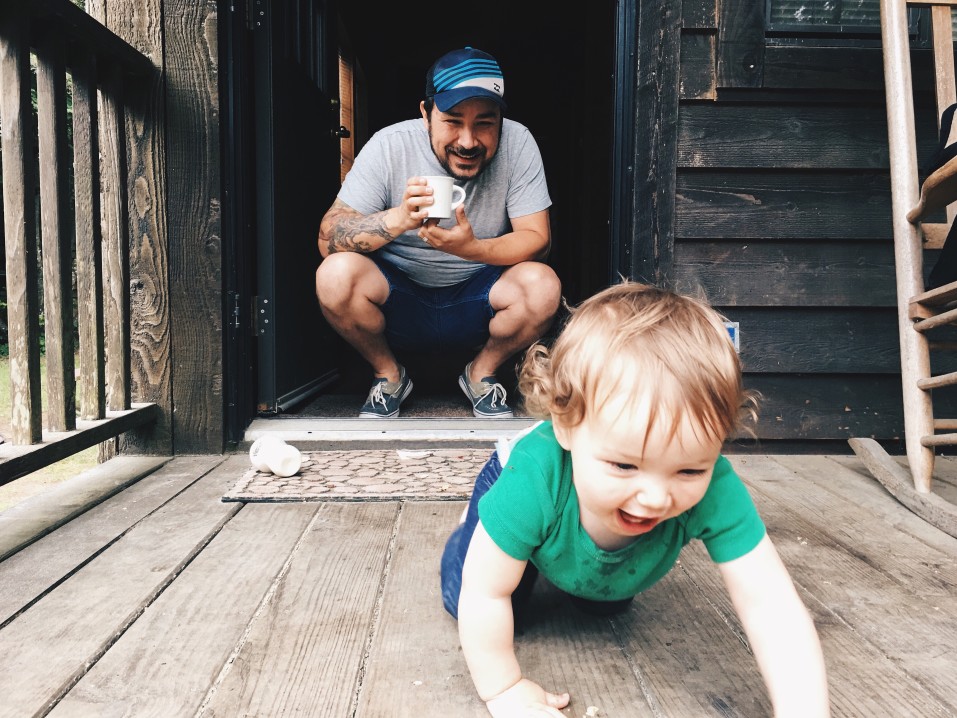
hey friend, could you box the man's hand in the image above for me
[484,678,570,718]
[418,204,478,257]
[400,176,435,232]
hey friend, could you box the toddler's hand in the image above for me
[485,678,570,717]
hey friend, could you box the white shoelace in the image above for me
[367,382,388,409]
[477,381,507,408]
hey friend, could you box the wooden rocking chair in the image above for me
[850,0,957,537]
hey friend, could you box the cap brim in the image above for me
[433,87,507,112]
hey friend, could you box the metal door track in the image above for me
[243,416,536,450]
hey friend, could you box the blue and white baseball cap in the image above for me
[425,47,506,112]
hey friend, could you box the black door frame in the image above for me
[220,0,256,445]
[611,0,638,284]
[221,1,641,441]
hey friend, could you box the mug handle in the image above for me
[450,185,467,210]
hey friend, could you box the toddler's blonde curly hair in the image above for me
[518,281,756,444]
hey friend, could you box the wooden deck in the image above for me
[1,451,957,717]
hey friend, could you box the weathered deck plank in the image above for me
[766,455,957,595]
[509,584,656,718]
[0,454,172,562]
[201,502,398,717]
[0,452,956,717]
[817,454,957,553]
[50,502,319,716]
[612,559,770,717]
[732,456,957,715]
[355,502,486,716]
[0,455,244,716]
[0,455,222,626]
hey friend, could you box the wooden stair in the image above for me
[851,0,957,537]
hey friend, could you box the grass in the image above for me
[0,356,98,513]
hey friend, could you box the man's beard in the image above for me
[428,125,490,181]
[439,147,489,181]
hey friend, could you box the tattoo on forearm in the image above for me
[325,211,393,254]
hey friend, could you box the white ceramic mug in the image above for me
[248,435,302,477]
[266,443,302,478]
[249,435,286,472]
[423,175,467,219]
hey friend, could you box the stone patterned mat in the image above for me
[223,448,492,502]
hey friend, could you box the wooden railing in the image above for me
[0,0,158,486]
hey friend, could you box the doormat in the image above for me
[222,448,493,502]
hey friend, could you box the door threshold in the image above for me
[243,416,536,449]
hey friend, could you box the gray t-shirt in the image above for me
[338,118,552,287]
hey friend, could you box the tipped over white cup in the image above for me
[267,443,302,478]
[249,435,302,477]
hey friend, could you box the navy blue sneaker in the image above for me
[359,367,413,418]
[458,363,513,418]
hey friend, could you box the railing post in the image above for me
[100,63,132,413]
[0,6,42,445]
[72,54,107,422]
[36,30,76,432]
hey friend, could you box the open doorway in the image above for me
[288,4,618,419]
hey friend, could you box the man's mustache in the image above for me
[448,147,485,159]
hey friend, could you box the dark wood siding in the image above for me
[654,0,957,446]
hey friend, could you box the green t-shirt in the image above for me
[478,421,767,601]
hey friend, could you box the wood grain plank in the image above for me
[355,502,487,717]
[721,308,908,374]
[17,0,154,78]
[358,502,657,717]
[0,456,221,626]
[513,581,658,718]
[679,33,716,100]
[0,455,247,716]
[161,0,223,453]
[746,456,957,596]
[0,403,160,486]
[51,503,320,717]
[827,454,957,552]
[716,0,764,88]
[36,36,76,432]
[675,172,893,240]
[98,63,132,413]
[200,502,397,718]
[725,456,957,713]
[747,381,872,442]
[612,560,771,716]
[846,440,957,530]
[71,54,107,422]
[684,456,957,715]
[686,103,870,164]
[925,455,957,502]
[859,450,957,526]
[630,0,681,285]
[677,104,938,170]
[682,0,716,29]
[673,241,900,307]
[739,375,939,441]
[0,9,43,444]
[106,0,173,455]
[677,539,947,718]
[761,45,933,91]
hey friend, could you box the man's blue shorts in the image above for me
[370,255,505,352]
